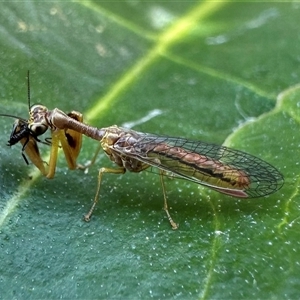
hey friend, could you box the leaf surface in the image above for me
[0,2,299,299]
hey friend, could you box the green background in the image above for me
[0,1,299,299]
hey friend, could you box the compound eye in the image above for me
[29,122,48,136]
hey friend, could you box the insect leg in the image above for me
[45,130,65,178]
[77,144,102,172]
[84,167,126,222]
[159,170,178,230]
[46,113,83,178]
[20,135,47,176]
[63,111,83,168]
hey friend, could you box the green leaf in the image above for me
[0,1,299,299]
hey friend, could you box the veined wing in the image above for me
[114,131,284,198]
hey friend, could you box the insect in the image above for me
[1,73,284,229]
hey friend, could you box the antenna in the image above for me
[27,70,31,110]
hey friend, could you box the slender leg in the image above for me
[84,167,126,222]
[77,144,102,172]
[21,136,47,176]
[159,171,178,230]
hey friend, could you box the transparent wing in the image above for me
[115,131,284,199]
